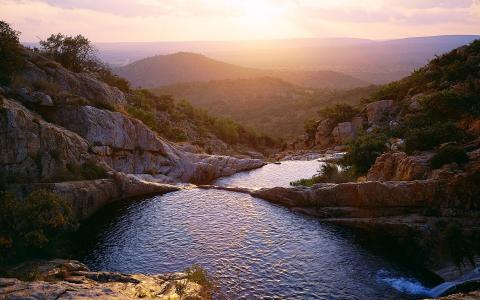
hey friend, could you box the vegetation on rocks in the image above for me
[290,163,355,187]
[318,103,360,124]
[0,189,77,269]
[0,20,24,84]
[430,146,469,169]
[340,131,388,176]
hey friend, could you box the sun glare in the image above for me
[235,0,285,27]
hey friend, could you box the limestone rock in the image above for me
[0,97,91,181]
[18,56,126,109]
[367,152,432,181]
[366,100,395,125]
[0,260,207,300]
[49,104,264,183]
[330,117,363,145]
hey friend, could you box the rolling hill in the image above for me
[114,52,367,90]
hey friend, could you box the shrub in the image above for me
[126,106,157,130]
[340,132,388,175]
[304,119,317,140]
[0,190,77,266]
[430,145,469,169]
[404,122,466,153]
[185,265,217,298]
[97,68,130,93]
[40,33,100,73]
[0,20,24,84]
[318,103,359,124]
[290,163,356,187]
[440,223,476,268]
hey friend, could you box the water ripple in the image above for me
[77,161,424,299]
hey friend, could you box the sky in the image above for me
[1,0,480,42]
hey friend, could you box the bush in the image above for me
[40,33,100,73]
[340,132,388,175]
[430,145,469,169]
[404,122,466,153]
[318,104,359,124]
[0,20,24,84]
[185,265,217,298]
[290,163,355,187]
[0,189,77,266]
[126,106,156,130]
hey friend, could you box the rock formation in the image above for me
[0,260,208,299]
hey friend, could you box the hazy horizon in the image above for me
[2,0,480,43]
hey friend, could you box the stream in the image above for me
[75,160,439,299]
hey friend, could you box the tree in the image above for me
[0,20,23,84]
[40,33,99,73]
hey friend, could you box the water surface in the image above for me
[76,160,431,299]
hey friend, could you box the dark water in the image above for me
[75,161,432,299]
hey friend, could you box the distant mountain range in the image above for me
[114,52,367,90]
[100,35,479,84]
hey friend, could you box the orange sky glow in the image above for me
[1,0,479,42]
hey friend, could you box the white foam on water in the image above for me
[376,269,432,297]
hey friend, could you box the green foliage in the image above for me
[318,103,359,124]
[0,190,77,266]
[185,265,217,298]
[97,68,131,93]
[341,132,388,175]
[290,163,355,187]
[430,145,469,169]
[0,20,24,84]
[40,34,100,73]
[127,105,157,130]
[213,118,240,144]
[304,119,317,140]
[404,122,466,153]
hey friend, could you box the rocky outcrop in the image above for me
[0,260,208,299]
[313,117,365,149]
[48,104,264,184]
[1,96,264,218]
[331,118,363,144]
[366,99,395,125]
[0,97,91,181]
[8,176,179,219]
[17,52,126,109]
[367,152,432,181]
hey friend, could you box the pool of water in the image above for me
[75,160,432,299]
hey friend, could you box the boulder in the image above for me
[367,152,431,181]
[366,100,395,125]
[331,122,355,144]
[331,118,363,145]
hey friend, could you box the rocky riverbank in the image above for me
[0,260,209,299]
[0,49,265,220]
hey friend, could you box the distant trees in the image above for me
[0,20,24,84]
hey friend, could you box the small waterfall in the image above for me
[377,267,480,298]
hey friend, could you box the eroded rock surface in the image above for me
[367,152,432,181]
[0,260,207,299]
